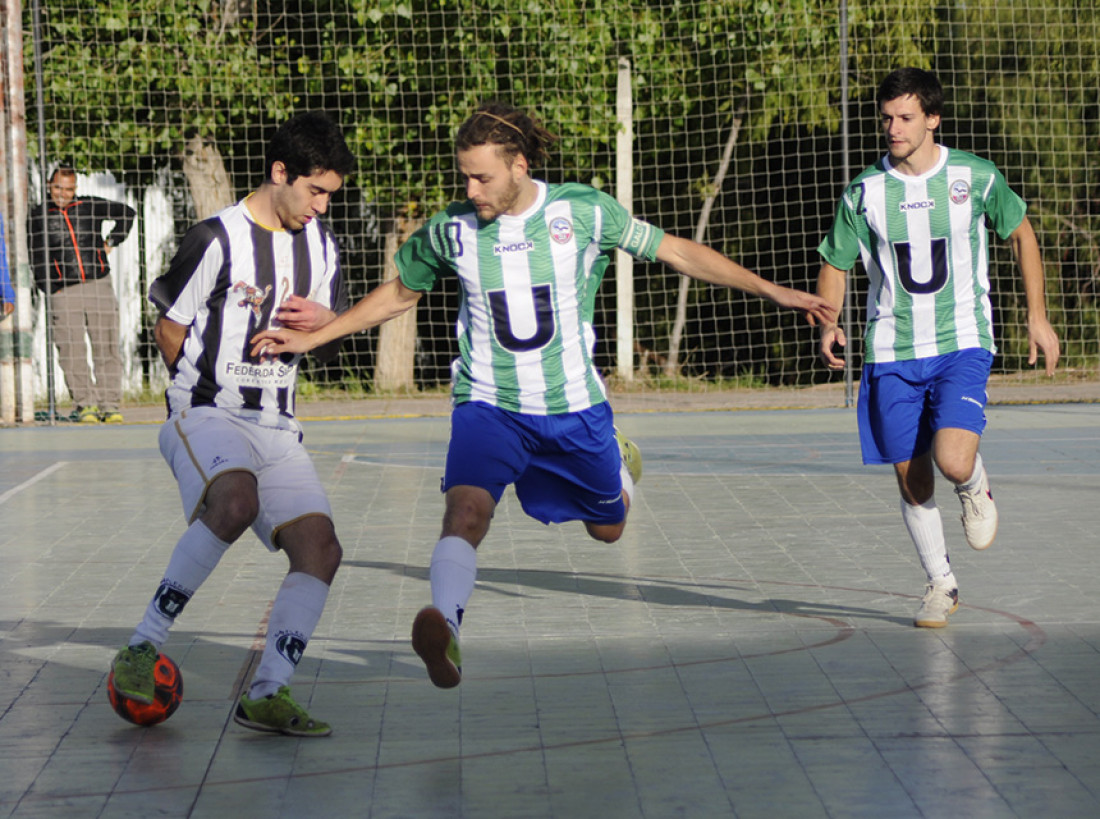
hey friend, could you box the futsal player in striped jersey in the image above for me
[109,111,354,735]
[252,102,836,688]
[816,68,1060,628]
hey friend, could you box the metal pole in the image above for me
[614,57,634,383]
[839,0,854,408]
[31,0,55,422]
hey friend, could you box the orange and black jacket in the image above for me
[31,196,136,294]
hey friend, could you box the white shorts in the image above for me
[158,406,333,551]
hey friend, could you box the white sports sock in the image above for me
[620,462,635,506]
[959,452,986,490]
[132,520,230,647]
[249,572,330,699]
[900,497,953,584]
[430,536,478,633]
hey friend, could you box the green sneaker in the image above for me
[111,641,157,704]
[615,428,643,485]
[233,686,332,737]
[101,410,124,424]
[77,405,101,424]
[411,606,462,689]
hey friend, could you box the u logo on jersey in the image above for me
[488,284,556,352]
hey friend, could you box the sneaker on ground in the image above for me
[111,641,158,704]
[101,410,124,424]
[955,467,998,550]
[411,606,462,689]
[913,583,959,628]
[77,405,101,424]
[233,686,332,737]
[615,428,643,485]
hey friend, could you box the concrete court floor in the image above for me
[1,402,1098,818]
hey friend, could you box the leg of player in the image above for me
[934,428,998,551]
[110,472,255,703]
[412,485,493,689]
[895,454,959,628]
[232,514,341,738]
[584,428,644,543]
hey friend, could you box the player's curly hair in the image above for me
[455,102,557,169]
[877,67,944,118]
[266,110,355,183]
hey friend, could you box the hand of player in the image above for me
[771,287,838,327]
[274,294,335,332]
[819,324,847,371]
[1028,317,1060,376]
[250,327,313,361]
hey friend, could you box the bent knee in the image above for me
[586,521,626,544]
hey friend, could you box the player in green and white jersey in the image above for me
[253,102,836,687]
[816,68,1060,628]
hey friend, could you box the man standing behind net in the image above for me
[815,67,1060,628]
[31,165,135,423]
[109,111,353,736]
[251,101,836,689]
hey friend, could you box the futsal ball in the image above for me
[107,652,184,726]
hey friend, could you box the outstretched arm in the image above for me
[1008,217,1060,376]
[655,234,837,327]
[815,263,848,371]
[251,277,423,358]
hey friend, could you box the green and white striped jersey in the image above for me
[818,145,1026,362]
[396,181,664,414]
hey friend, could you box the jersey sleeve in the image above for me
[590,189,664,261]
[395,218,452,292]
[982,167,1027,240]
[817,186,865,271]
[148,219,226,324]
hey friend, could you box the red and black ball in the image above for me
[107,652,183,726]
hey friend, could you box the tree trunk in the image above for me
[375,214,423,392]
[182,135,234,220]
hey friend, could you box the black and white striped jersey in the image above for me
[149,198,348,426]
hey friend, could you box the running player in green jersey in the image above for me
[816,68,1060,628]
[253,102,836,687]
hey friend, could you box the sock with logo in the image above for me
[901,497,953,584]
[430,536,478,634]
[132,520,230,648]
[248,572,330,699]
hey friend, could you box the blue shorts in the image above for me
[443,400,626,526]
[857,348,992,465]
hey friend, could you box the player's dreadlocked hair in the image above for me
[455,102,557,168]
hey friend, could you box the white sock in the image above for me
[132,520,230,647]
[620,463,635,506]
[900,498,953,584]
[959,452,985,490]
[430,536,478,634]
[249,572,330,699]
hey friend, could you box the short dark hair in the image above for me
[876,67,944,118]
[49,164,77,183]
[455,102,557,168]
[265,110,355,183]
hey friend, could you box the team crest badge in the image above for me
[233,280,272,318]
[550,217,573,244]
[950,179,970,205]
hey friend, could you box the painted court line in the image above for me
[0,461,67,505]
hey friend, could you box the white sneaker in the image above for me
[955,466,998,550]
[914,582,959,628]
